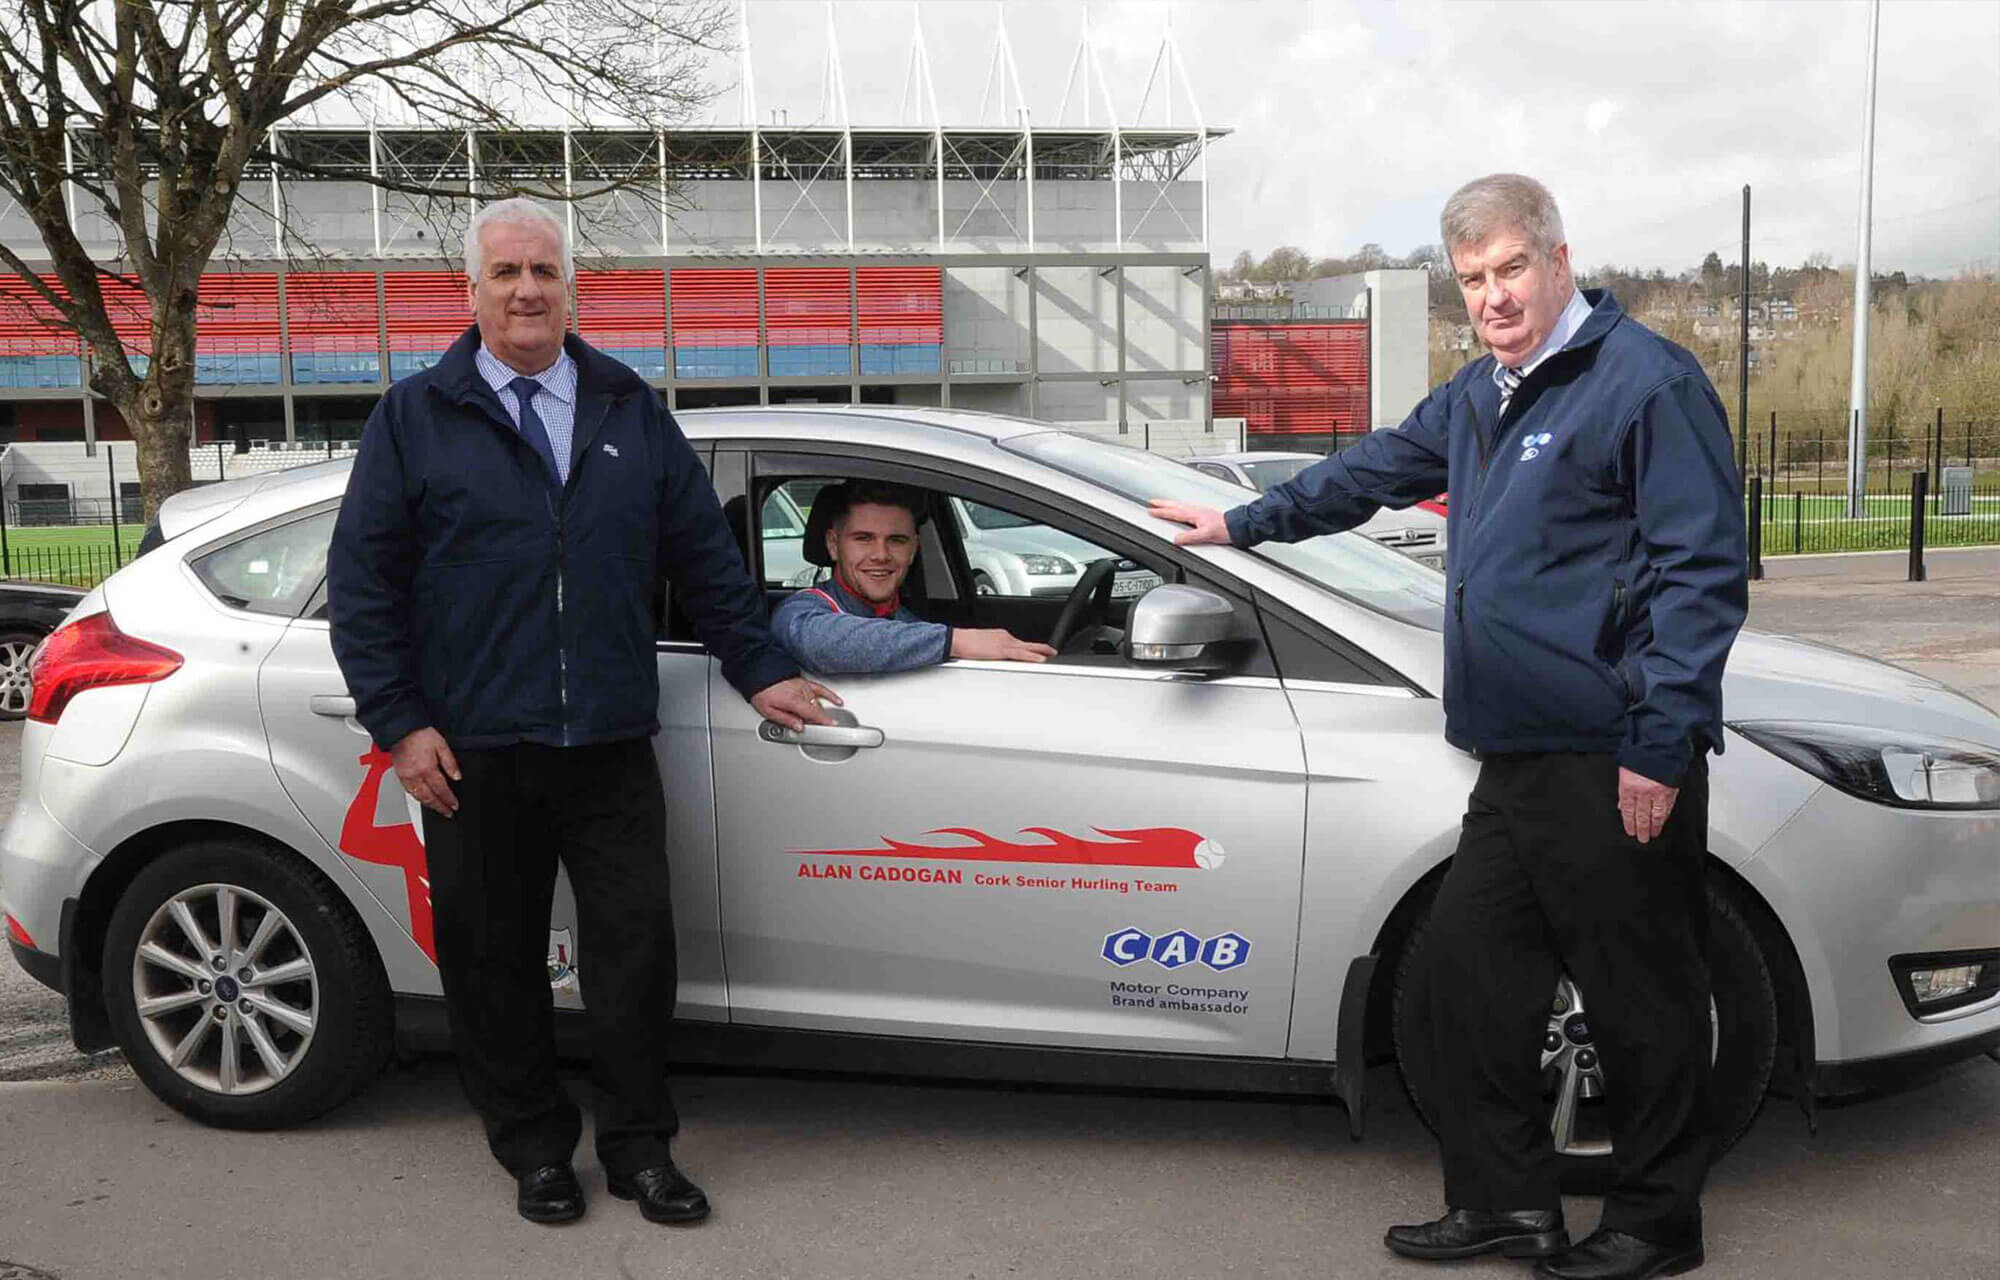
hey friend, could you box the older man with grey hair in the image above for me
[329,197,838,1227]
[1155,175,1745,1280]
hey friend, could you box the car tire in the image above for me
[102,837,393,1129]
[1390,877,1777,1192]
[0,627,46,721]
[973,571,996,597]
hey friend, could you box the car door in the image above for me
[707,447,1308,1059]
[251,489,732,1020]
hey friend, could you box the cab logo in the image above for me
[1101,927,1250,973]
[1519,431,1553,462]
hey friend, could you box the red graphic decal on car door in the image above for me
[797,826,1217,870]
[339,746,436,963]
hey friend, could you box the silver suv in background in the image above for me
[1189,451,1449,571]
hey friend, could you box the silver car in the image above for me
[4,407,1997,1182]
[1189,450,1450,571]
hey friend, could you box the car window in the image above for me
[1001,431,1446,631]
[1239,457,1314,491]
[190,508,338,617]
[947,495,1163,602]
[758,481,819,588]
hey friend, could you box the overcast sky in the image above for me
[724,0,2000,277]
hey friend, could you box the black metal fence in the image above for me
[1739,413,1999,558]
[0,542,128,589]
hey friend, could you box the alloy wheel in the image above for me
[0,637,38,715]
[1542,974,1720,1158]
[130,883,319,1095]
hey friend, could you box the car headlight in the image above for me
[1019,555,1076,576]
[1731,721,2000,810]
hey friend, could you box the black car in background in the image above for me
[0,580,87,720]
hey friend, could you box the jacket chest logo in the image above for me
[1518,431,1553,462]
[602,442,620,458]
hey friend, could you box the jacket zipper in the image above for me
[555,500,569,746]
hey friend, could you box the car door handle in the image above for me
[309,695,357,718]
[758,720,884,749]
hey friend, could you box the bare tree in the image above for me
[0,0,729,519]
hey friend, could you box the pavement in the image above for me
[1748,546,2000,708]
[0,1056,1995,1280]
[0,547,1996,1278]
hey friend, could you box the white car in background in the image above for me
[1189,451,1450,571]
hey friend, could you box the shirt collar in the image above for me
[475,341,577,405]
[831,570,901,618]
[1491,288,1594,386]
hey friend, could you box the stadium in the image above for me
[0,14,1419,524]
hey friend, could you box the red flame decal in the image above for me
[339,746,436,963]
[798,826,1208,870]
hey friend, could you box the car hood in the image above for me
[1722,629,2000,747]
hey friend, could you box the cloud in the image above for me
[731,0,2000,275]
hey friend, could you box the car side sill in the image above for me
[393,995,1344,1102]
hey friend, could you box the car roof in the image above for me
[152,408,1077,545]
[1199,450,1326,465]
[675,404,1050,446]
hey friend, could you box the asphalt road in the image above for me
[0,547,1995,1278]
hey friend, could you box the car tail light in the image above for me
[27,610,184,725]
[4,914,32,949]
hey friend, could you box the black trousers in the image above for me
[1428,751,1712,1245]
[421,738,679,1179]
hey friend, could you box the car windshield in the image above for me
[1239,457,1315,491]
[958,498,1038,531]
[1002,432,1446,631]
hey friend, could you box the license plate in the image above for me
[1112,573,1162,599]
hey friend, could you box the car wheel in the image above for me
[973,572,996,597]
[0,628,45,721]
[1390,878,1777,1189]
[102,837,393,1129]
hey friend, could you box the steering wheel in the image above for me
[1046,558,1119,653]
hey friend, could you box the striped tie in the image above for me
[1498,365,1524,419]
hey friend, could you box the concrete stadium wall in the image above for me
[944,383,1028,416]
[1034,267,1120,375]
[1122,265,1205,373]
[1121,182,1203,251]
[943,268,1031,373]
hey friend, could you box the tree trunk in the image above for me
[116,282,201,526]
[128,399,196,527]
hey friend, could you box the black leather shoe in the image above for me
[1384,1207,1569,1260]
[607,1161,711,1225]
[1534,1228,1704,1280]
[515,1164,584,1225]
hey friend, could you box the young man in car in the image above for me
[771,481,1057,673]
[1155,174,1747,1280]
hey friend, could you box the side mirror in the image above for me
[1125,584,1245,673]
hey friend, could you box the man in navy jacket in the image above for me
[328,198,836,1227]
[1156,175,1745,1280]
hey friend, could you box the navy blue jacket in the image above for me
[1227,291,1747,785]
[328,326,798,752]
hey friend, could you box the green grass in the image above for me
[1752,491,2000,555]
[0,524,146,588]
[0,524,147,555]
